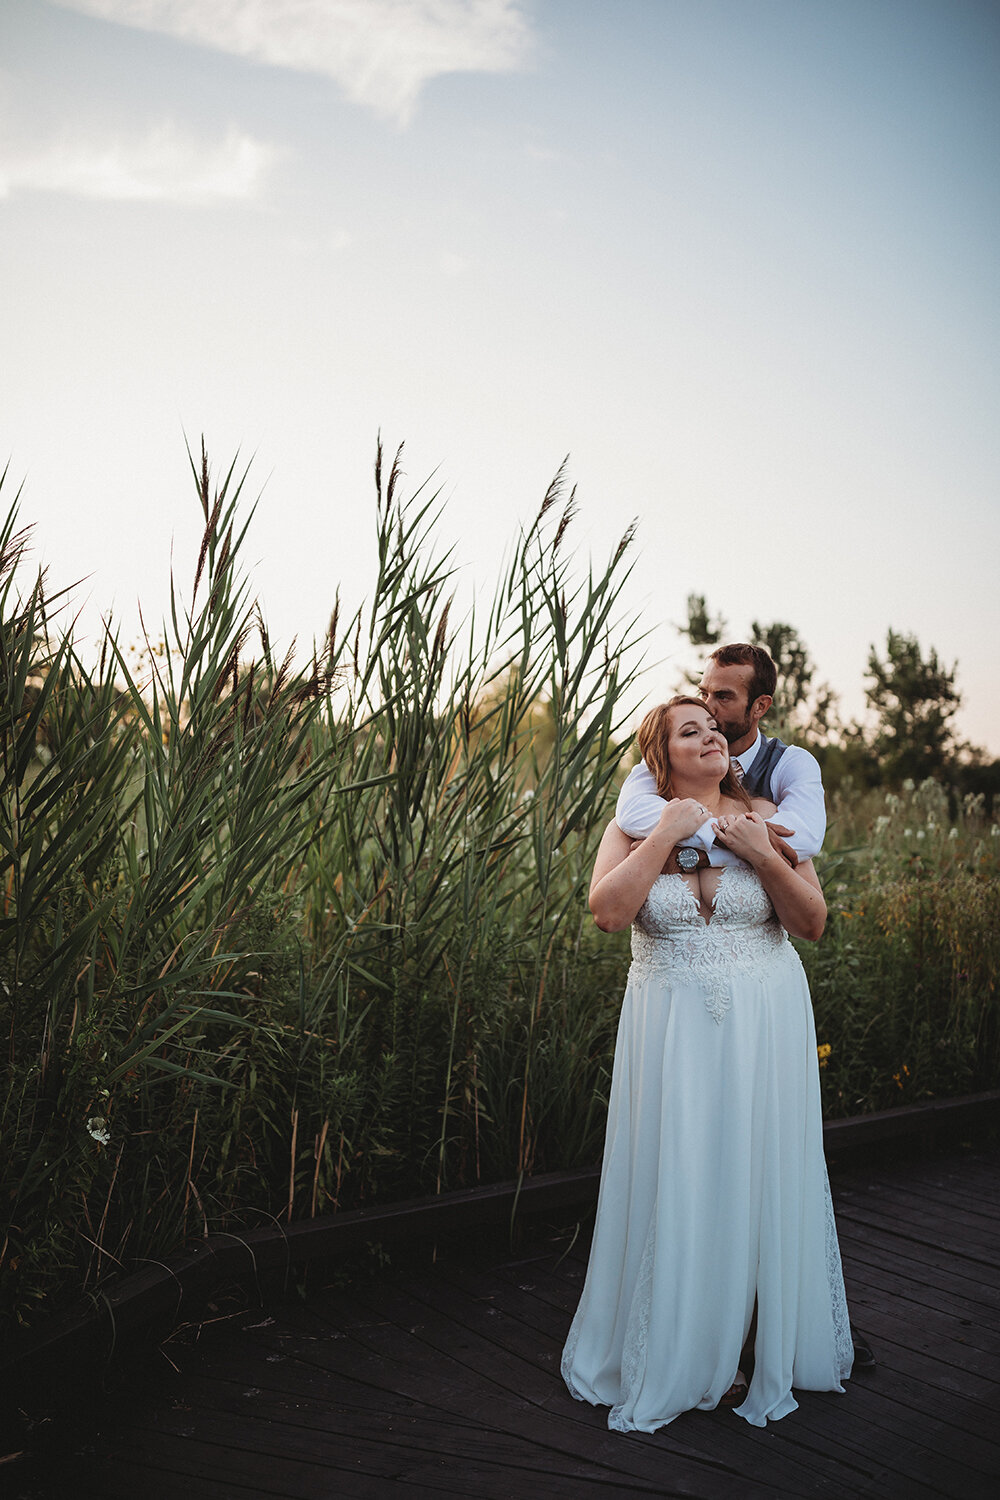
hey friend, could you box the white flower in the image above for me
[903,829,912,838]
[902,779,915,792]
[949,827,958,840]
[916,830,925,840]
[874,816,890,833]
[86,1116,111,1146]
[992,824,1000,838]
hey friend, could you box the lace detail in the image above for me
[560,1316,582,1398]
[823,1166,855,1378]
[629,866,794,1023]
[608,1212,656,1432]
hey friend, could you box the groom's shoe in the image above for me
[852,1328,877,1372]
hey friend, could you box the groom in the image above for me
[616,639,877,1373]
[616,641,824,868]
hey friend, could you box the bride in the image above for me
[562,696,853,1430]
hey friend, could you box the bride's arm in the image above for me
[590,799,708,933]
[713,812,826,941]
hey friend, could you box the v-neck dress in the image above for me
[561,864,853,1430]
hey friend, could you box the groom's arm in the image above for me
[615,760,666,839]
[616,747,826,859]
[769,746,826,861]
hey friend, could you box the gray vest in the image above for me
[738,734,787,800]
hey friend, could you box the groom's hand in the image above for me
[766,823,798,868]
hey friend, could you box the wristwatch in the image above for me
[664,846,710,875]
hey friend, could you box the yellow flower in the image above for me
[817,1043,832,1068]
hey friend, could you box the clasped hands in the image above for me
[644,799,799,869]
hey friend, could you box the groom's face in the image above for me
[698,663,758,744]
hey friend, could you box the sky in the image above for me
[1,0,998,751]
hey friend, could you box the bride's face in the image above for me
[667,705,729,779]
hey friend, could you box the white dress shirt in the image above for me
[614,732,826,864]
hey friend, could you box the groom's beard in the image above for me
[720,713,755,746]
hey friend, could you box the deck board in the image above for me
[9,1146,1000,1499]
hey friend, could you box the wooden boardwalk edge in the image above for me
[5,1088,999,1409]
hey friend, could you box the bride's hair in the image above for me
[638,695,752,808]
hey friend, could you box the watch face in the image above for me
[677,847,700,871]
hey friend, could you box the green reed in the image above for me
[0,442,640,1331]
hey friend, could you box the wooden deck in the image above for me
[8,1146,1000,1499]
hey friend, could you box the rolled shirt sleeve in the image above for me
[615,760,666,840]
[766,744,826,860]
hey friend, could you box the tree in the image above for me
[675,593,726,694]
[680,593,725,649]
[750,621,839,744]
[864,629,962,783]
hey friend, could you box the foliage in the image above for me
[674,595,996,798]
[864,629,963,784]
[805,779,999,1116]
[0,443,640,1333]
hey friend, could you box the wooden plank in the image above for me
[89,1420,684,1500]
[130,1375,684,1496]
[833,1200,999,1284]
[833,1183,1000,1257]
[835,1220,1000,1314]
[419,1244,1000,1494]
[367,1265,864,1496]
[843,1259,1000,1357]
[191,1291,778,1496]
[854,1167,1000,1224]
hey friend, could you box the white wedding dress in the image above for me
[562,863,853,1431]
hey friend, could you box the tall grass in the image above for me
[806,779,1000,1115]
[1,442,640,1331]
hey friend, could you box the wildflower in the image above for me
[86,1116,111,1146]
[903,829,912,838]
[949,827,958,840]
[902,779,915,792]
[874,816,890,834]
[992,825,1000,838]
[916,830,925,840]
[892,1065,911,1090]
[817,1044,832,1068]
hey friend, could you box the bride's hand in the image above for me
[712,811,773,863]
[658,797,713,842]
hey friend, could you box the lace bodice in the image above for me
[629,864,795,1023]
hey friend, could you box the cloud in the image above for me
[54,0,534,125]
[0,121,277,203]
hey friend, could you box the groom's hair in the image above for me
[709,643,777,705]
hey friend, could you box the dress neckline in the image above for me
[655,862,735,929]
